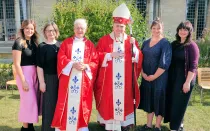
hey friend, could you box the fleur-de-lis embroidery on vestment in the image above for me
[114,81,123,89]
[116,73,122,80]
[72,76,79,84]
[75,48,81,54]
[70,85,79,93]
[68,107,77,124]
[73,56,82,62]
[115,99,123,116]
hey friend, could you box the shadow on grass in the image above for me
[34,125,41,131]
[88,122,170,131]
[0,126,20,131]
[0,125,41,131]
[136,125,169,131]
[8,94,20,99]
[193,90,210,106]
[201,101,210,106]
[89,122,105,131]
[0,95,5,100]
[187,87,210,106]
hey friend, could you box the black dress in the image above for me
[37,42,60,131]
[138,38,172,116]
[164,42,195,130]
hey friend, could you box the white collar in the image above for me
[109,32,127,41]
[74,37,84,41]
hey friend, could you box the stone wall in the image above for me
[160,0,186,37]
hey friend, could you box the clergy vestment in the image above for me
[94,32,143,130]
[51,37,98,131]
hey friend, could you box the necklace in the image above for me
[50,44,57,52]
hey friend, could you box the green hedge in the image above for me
[53,0,147,44]
[197,42,210,67]
[0,63,13,89]
[197,28,210,67]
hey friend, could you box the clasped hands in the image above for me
[111,37,136,58]
[73,62,87,71]
[142,72,191,94]
[142,72,156,82]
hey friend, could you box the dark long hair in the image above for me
[175,20,193,45]
[18,19,39,47]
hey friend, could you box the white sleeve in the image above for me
[62,61,74,76]
[102,53,112,67]
[132,45,139,63]
[84,64,92,80]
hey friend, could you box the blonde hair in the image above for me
[43,22,60,39]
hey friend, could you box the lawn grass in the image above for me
[0,87,210,131]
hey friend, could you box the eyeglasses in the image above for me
[45,30,56,33]
[74,27,86,31]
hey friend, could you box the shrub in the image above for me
[196,28,210,67]
[0,63,13,89]
[53,0,147,45]
[197,42,210,67]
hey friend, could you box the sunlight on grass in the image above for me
[0,88,210,131]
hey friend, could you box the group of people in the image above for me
[12,3,199,131]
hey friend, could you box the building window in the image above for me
[186,0,195,26]
[197,0,208,38]
[5,0,16,41]
[153,0,160,19]
[0,0,30,42]
[136,0,147,18]
[20,0,28,21]
[0,0,4,41]
[187,0,209,39]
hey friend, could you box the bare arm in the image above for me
[183,71,195,93]
[12,50,29,91]
[153,68,165,79]
[185,71,195,83]
[147,68,165,81]
[141,69,148,80]
[37,66,46,92]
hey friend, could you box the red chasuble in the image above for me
[94,33,143,121]
[51,37,98,130]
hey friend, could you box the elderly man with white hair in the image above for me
[51,18,99,131]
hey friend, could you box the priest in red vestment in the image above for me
[94,3,143,131]
[51,18,98,131]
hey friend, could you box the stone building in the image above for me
[0,0,209,61]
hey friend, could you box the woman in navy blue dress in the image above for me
[138,18,172,131]
[164,21,199,131]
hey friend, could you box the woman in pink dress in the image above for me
[12,19,39,131]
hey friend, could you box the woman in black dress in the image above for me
[36,22,60,131]
[138,18,172,131]
[164,21,200,131]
